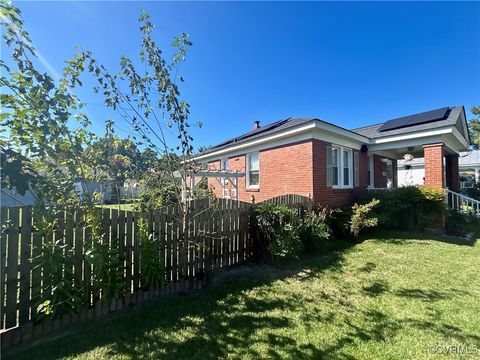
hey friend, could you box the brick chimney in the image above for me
[253,120,261,130]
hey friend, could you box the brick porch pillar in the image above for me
[423,143,444,188]
[445,154,460,191]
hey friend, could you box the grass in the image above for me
[96,203,136,212]
[9,231,480,359]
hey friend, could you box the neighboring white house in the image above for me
[398,150,480,188]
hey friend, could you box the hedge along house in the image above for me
[192,106,470,207]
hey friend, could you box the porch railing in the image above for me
[445,189,480,217]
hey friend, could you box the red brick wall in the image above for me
[207,139,369,208]
[208,140,314,203]
[312,140,367,208]
[445,154,460,191]
[423,143,444,188]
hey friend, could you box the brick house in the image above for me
[192,106,470,207]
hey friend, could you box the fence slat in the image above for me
[74,208,83,290]
[133,212,140,291]
[118,210,126,285]
[83,209,93,306]
[2,194,314,335]
[6,207,20,328]
[19,207,32,325]
[1,207,9,328]
[125,211,133,294]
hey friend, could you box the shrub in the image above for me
[361,186,444,231]
[87,242,126,303]
[268,224,303,263]
[138,217,165,289]
[462,181,480,201]
[350,198,380,238]
[445,210,480,237]
[327,207,352,240]
[254,203,302,263]
[253,203,332,263]
[298,208,331,251]
[34,240,85,319]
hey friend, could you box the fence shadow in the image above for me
[8,240,354,360]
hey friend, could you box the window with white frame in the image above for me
[343,149,351,186]
[329,145,353,188]
[332,147,339,186]
[246,153,259,188]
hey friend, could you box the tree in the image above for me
[0,0,96,204]
[468,106,480,149]
[70,10,199,214]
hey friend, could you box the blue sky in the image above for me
[9,1,480,150]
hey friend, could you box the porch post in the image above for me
[423,143,444,189]
[392,159,398,188]
[445,154,460,192]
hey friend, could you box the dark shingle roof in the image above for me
[199,105,469,156]
[351,106,465,139]
[200,118,313,155]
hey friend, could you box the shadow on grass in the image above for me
[8,234,479,360]
[394,288,450,302]
[9,240,353,360]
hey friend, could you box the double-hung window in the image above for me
[246,153,259,188]
[327,145,355,188]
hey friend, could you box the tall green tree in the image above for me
[0,0,96,203]
[468,106,480,149]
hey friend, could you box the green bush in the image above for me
[462,181,480,201]
[138,217,165,289]
[445,210,480,237]
[253,203,331,263]
[361,186,444,231]
[298,209,331,252]
[327,207,352,239]
[350,198,380,238]
[254,203,302,263]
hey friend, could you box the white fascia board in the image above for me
[371,126,469,150]
[193,120,367,162]
[451,126,470,149]
[368,135,445,152]
[193,122,317,161]
[372,128,451,145]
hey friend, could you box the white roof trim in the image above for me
[371,128,451,144]
[194,120,369,162]
[194,114,470,162]
[194,122,316,161]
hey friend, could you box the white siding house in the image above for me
[397,150,480,188]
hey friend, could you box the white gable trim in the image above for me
[194,121,367,162]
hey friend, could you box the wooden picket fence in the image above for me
[260,194,313,208]
[0,194,312,349]
[0,198,254,348]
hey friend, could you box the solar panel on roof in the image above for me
[210,118,290,149]
[378,107,450,132]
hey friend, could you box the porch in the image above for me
[355,106,471,192]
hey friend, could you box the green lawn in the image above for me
[96,203,136,212]
[9,231,480,359]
